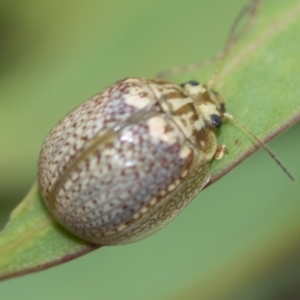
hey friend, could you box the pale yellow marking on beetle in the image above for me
[149,198,157,206]
[64,179,73,191]
[174,179,181,186]
[102,148,117,157]
[125,85,152,109]
[194,118,205,131]
[140,206,148,214]
[50,177,56,187]
[180,169,188,178]
[49,164,57,173]
[117,223,127,232]
[89,155,99,171]
[64,155,71,164]
[68,147,76,156]
[133,212,140,220]
[146,82,161,99]
[169,97,193,111]
[179,145,191,159]
[168,184,176,192]
[160,190,167,197]
[71,172,79,181]
[58,189,65,197]
[124,78,141,84]
[104,230,117,236]
[147,116,177,144]
[201,103,220,119]
[168,179,181,192]
[160,101,171,113]
[75,135,84,149]
[185,84,207,95]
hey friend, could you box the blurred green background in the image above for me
[0,0,299,299]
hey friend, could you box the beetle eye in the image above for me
[210,114,222,129]
[180,80,200,87]
[187,80,200,86]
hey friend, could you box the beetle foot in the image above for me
[214,144,228,160]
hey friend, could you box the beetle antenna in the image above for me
[156,0,260,81]
[156,55,219,79]
[224,112,295,181]
[207,0,260,88]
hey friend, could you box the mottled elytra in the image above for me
[38,78,226,245]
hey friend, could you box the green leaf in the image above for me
[0,0,299,282]
[0,183,98,281]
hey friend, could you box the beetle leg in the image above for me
[214,144,228,160]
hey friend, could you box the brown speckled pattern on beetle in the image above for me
[39,77,225,245]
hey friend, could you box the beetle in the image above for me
[38,0,292,245]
